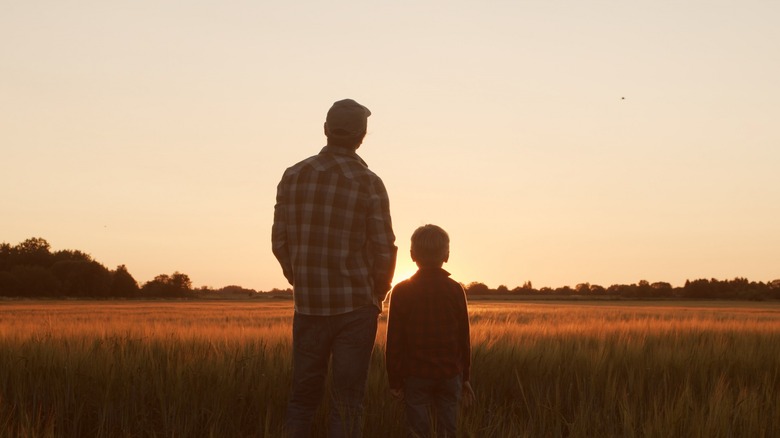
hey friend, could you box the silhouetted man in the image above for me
[272,98,397,437]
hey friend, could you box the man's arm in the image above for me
[271,181,294,285]
[367,178,397,301]
[385,287,405,391]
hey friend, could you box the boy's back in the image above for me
[386,267,470,388]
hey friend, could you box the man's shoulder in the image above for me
[283,152,325,174]
[283,148,382,182]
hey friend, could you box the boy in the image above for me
[385,224,475,438]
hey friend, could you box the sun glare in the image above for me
[391,261,419,287]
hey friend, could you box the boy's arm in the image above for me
[459,284,475,407]
[459,284,471,384]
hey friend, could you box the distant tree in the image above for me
[510,281,538,295]
[767,280,780,300]
[142,274,170,296]
[16,237,51,254]
[111,265,139,297]
[608,283,637,298]
[636,280,654,298]
[590,284,606,295]
[51,259,112,297]
[575,283,591,294]
[0,243,12,271]
[266,287,293,296]
[13,237,53,267]
[465,282,490,296]
[52,249,94,264]
[555,285,574,295]
[727,277,750,299]
[219,285,258,297]
[683,279,711,299]
[142,272,193,297]
[169,272,192,292]
[0,271,20,295]
[650,282,673,297]
[10,265,60,296]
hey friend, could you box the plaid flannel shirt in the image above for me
[272,146,397,316]
[385,268,471,389]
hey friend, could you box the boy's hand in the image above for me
[461,381,475,408]
[390,388,404,400]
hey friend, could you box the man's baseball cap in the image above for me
[326,99,371,137]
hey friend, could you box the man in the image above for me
[272,99,397,437]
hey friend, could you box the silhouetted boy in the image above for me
[386,224,474,438]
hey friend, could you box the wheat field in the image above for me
[1,300,779,437]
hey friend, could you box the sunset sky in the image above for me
[3,1,779,291]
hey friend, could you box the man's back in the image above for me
[272,145,396,316]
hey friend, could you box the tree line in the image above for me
[0,237,195,298]
[464,278,780,301]
[1,237,778,300]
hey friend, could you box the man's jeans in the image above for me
[285,306,379,438]
[403,375,462,438]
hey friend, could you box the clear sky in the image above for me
[3,1,779,291]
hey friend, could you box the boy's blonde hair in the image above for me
[411,224,450,267]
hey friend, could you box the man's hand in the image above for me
[390,388,404,401]
[461,381,475,408]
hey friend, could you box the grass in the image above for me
[1,300,779,437]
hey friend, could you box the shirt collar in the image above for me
[320,145,367,166]
[412,267,451,279]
